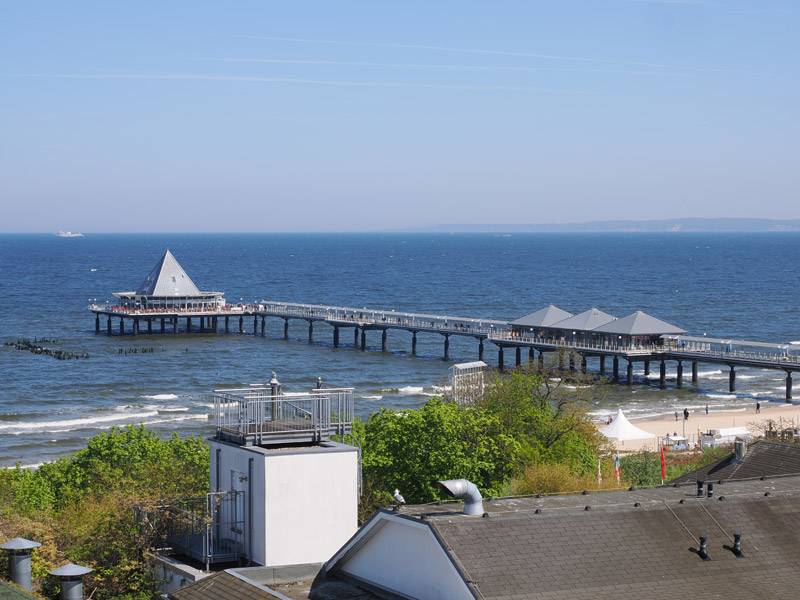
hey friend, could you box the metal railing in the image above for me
[487,332,661,354]
[213,386,354,445]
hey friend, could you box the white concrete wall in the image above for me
[339,516,473,600]
[264,448,359,566]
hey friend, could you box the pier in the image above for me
[89,250,800,401]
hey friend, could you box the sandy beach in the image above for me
[602,401,800,451]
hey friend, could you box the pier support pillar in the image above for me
[147,319,153,335]
[644,360,650,376]
[786,372,793,402]
[254,316,258,336]
[443,334,450,361]
[360,329,367,351]
[412,331,417,355]
[478,338,484,361]
[186,317,192,334]
[95,314,100,334]
[238,316,243,334]
[692,361,698,384]
[729,365,736,393]
[612,356,619,381]
[308,321,313,343]
[225,316,230,333]
[599,355,606,375]
[333,326,340,348]
[626,361,633,385]
[569,354,575,372]
[106,316,112,335]
[676,361,684,388]
[581,354,587,374]
[213,316,218,333]
[284,319,289,340]
[354,327,359,346]
[659,360,666,389]
[200,316,205,331]
[538,350,545,369]
[515,347,521,367]
[132,318,139,336]
[160,318,165,334]
[382,329,388,352]
[528,346,534,362]
[172,316,178,334]
[119,318,125,336]
[261,316,265,336]
[498,346,505,372]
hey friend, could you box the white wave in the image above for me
[141,393,179,401]
[0,411,159,434]
[704,393,737,400]
[2,462,47,470]
[148,406,190,413]
[360,395,383,401]
[398,386,425,395]
[145,414,208,426]
[431,385,452,393]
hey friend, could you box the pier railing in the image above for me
[213,386,354,445]
[487,332,660,354]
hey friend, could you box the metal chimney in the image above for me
[436,479,484,516]
[734,440,747,462]
[0,537,41,591]
[49,563,93,600]
[270,371,281,397]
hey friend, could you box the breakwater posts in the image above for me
[90,301,799,401]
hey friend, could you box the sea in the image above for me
[1,233,798,467]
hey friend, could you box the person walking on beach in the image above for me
[675,411,679,422]
[683,408,689,421]
[756,401,761,414]
[705,404,709,415]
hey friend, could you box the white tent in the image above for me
[600,409,655,441]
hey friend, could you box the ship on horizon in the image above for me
[56,230,84,238]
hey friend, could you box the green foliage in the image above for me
[619,452,663,487]
[358,399,520,504]
[0,426,209,599]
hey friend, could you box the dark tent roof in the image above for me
[547,308,616,332]
[510,305,574,328]
[591,311,685,336]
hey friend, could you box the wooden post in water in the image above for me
[354,326,359,346]
[786,372,793,402]
[412,331,417,355]
[676,361,683,388]
[659,360,666,389]
[692,361,698,384]
[360,329,366,351]
[729,365,736,393]
[260,316,265,336]
[95,314,100,334]
[284,318,289,340]
[381,329,388,352]
[333,326,340,348]
[308,320,313,343]
[443,334,450,361]
[254,316,258,336]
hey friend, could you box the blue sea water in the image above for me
[1,232,798,466]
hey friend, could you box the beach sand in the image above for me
[603,401,800,451]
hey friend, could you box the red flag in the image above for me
[660,446,667,483]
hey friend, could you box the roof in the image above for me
[547,308,616,332]
[169,572,278,600]
[672,439,800,484]
[592,311,685,336]
[511,305,574,328]
[134,250,204,297]
[323,475,800,600]
[0,581,36,600]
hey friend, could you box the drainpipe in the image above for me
[247,457,254,564]
[436,479,484,516]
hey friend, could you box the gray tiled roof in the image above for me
[592,311,685,336]
[672,440,800,484]
[547,308,617,332]
[169,572,278,600]
[511,306,574,328]
[136,249,203,297]
[370,476,800,599]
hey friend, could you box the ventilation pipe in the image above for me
[0,537,41,591]
[270,371,281,397]
[696,480,704,497]
[49,563,93,600]
[734,440,747,462]
[437,479,484,516]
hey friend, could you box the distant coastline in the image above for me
[403,218,800,234]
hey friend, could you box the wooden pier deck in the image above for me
[90,300,800,400]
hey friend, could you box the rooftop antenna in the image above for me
[0,537,41,591]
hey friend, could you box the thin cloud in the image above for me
[3,72,599,94]
[235,35,740,74]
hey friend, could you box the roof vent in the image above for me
[50,562,93,600]
[734,440,747,462]
[0,537,41,591]
[696,480,704,497]
[697,536,710,561]
[707,482,715,498]
[436,479,484,516]
[730,533,744,558]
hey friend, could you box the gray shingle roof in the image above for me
[169,572,278,600]
[672,440,800,484]
[136,249,202,297]
[547,308,617,332]
[591,311,685,335]
[511,305,574,328]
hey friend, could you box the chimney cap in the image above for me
[0,537,41,551]
[49,562,93,578]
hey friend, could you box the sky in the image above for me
[0,1,798,232]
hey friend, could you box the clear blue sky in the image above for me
[1,1,797,232]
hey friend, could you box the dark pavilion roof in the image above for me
[592,310,685,336]
[547,308,617,332]
[511,305,574,328]
[672,439,800,484]
[136,250,203,297]
[323,474,800,600]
